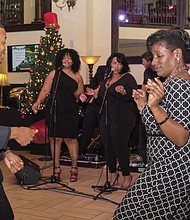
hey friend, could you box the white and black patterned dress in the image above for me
[114,78,190,220]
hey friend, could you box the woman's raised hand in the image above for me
[132,89,147,111]
[79,93,87,102]
[85,87,96,96]
[146,78,164,111]
[32,102,41,114]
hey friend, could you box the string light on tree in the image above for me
[20,12,64,116]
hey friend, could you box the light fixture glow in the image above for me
[125,18,129,23]
[0,72,9,106]
[81,56,101,82]
[119,13,129,23]
[119,14,125,21]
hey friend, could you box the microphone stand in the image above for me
[38,65,65,162]
[27,68,75,191]
[92,77,118,204]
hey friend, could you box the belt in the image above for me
[147,133,165,137]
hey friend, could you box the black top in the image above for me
[98,73,138,118]
[45,71,79,138]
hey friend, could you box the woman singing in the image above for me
[86,53,138,188]
[32,48,84,182]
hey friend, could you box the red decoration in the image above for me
[35,58,39,63]
[29,98,33,103]
[30,119,49,144]
[50,46,54,51]
[44,12,60,29]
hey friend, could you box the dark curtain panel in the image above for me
[176,0,186,28]
[111,0,120,53]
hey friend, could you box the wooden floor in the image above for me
[1,150,140,220]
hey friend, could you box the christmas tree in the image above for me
[20,13,64,116]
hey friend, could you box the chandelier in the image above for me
[52,0,77,11]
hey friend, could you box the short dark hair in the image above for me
[141,51,153,62]
[55,48,81,73]
[146,28,190,63]
[106,53,130,74]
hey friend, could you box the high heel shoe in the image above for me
[55,166,62,182]
[70,166,78,182]
[110,172,120,186]
[120,174,132,189]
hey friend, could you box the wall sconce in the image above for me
[0,73,9,106]
[81,56,101,82]
[52,0,77,11]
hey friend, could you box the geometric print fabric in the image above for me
[114,78,190,219]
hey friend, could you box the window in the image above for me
[0,0,51,32]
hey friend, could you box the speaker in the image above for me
[15,155,40,185]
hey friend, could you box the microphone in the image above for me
[106,68,114,80]
[57,64,65,71]
[86,95,95,104]
[85,83,102,104]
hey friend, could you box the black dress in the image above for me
[98,73,138,176]
[45,71,79,139]
[114,78,190,219]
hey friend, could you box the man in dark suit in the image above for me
[79,65,107,155]
[0,24,37,220]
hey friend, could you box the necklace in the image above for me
[166,66,188,83]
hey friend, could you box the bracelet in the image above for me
[158,115,170,126]
[139,105,146,115]
[123,89,127,95]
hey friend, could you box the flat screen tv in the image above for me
[7,44,39,72]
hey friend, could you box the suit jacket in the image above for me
[0,126,11,182]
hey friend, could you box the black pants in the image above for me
[100,113,136,176]
[0,182,14,220]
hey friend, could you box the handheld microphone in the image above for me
[86,95,94,104]
[106,68,114,80]
[57,64,65,71]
